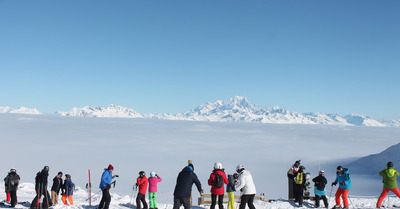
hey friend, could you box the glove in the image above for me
[331,182,337,186]
[232,186,236,192]
[135,183,138,186]
[340,182,345,186]
[115,175,119,177]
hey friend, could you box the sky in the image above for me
[0,0,399,118]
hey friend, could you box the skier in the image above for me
[50,171,63,205]
[331,166,351,209]
[235,165,256,209]
[172,163,203,209]
[226,174,237,209]
[312,170,328,208]
[136,171,149,209]
[287,160,301,200]
[148,171,162,209]
[4,168,20,208]
[98,164,118,209]
[208,162,229,209]
[376,161,400,208]
[61,174,74,205]
[294,165,306,207]
[30,166,52,209]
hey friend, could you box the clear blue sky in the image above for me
[1,0,399,118]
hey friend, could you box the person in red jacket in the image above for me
[208,162,229,209]
[136,171,148,209]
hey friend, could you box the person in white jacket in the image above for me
[235,165,256,209]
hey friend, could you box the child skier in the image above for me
[294,165,306,207]
[148,171,162,209]
[331,166,351,209]
[376,162,400,208]
[312,170,328,208]
[4,168,20,207]
[208,162,229,209]
[62,174,74,205]
[226,174,236,209]
[136,171,148,209]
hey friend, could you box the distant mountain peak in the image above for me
[0,106,41,115]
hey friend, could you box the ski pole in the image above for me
[86,189,102,201]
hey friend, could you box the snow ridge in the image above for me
[0,106,41,115]
[56,96,390,127]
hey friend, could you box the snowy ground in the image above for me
[2,183,400,209]
[1,114,400,208]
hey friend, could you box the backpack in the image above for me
[35,171,42,184]
[213,174,224,188]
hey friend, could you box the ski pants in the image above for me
[31,189,51,209]
[377,188,400,207]
[62,194,74,205]
[10,190,17,207]
[227,192,235,209]
[294,184,304,205]
[173,195,190,209]
[136,192,148,209]
[211,194,224,209]
[149,192,158,209]
[239,194,256,209]
[315,195,328,208]
[335,188,350,208]
[99,188,111,209]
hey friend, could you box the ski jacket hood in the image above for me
[148,175,162,193]
[226,174,235,193]
[235,170,256,195]
[173,166,202,197]
[208,169,229,195]
[380,167,399,189]
[334,168,351,190]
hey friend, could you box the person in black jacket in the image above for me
[4,168,20,208]
[31,166,52,209]
[51,172,63,205]
[294,166,306,207]
[312,170,328,208]
[172,164,203,209]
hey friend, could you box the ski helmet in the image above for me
[139,171,145,177]
[299,165,305,171]
[336,166,343,172]
[294,160,301,167]
[10,168,16,173]
[43,166,49,171]
[236,165,245,173]
[387,161,394,168]
[319,170,325,175]
[214,162,223,170]
[150,171,156,177]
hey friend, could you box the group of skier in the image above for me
[287,160,400,209]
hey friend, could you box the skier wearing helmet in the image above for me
[294,165,306,207]
[376,161,400,208]
[331,166,351,209]
[235,165,256,209]
[136,171,148,209]
[4,168,20,208]
[148,172,162,209]
[208,162,229,209]
[312,170,328,208]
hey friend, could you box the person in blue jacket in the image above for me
[331,166,351,209]
[98,164,118,209]
[172,164,203,209]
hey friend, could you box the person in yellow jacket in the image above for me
[294,166,306,207]
[376,162,400,208]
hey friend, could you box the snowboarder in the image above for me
[208,162,229,209]
[235,165,256,209]
[136,171,149,209]
[98,164,118,209]
[287,160,301,200]
[148,171,162,209]
[30,166,52,209]
[51,171,63,205]
[331,166,351,209]
[294,165,306,207]
[61,174,74,205]
[4,168,20,207]
[376,161,400,208]
[172,163,203,209]
[226,174,237,209]
[312,170,328,208]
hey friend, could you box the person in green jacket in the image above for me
[376,161,400,208]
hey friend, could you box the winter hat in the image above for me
[387,161,394,168]
[108,164,114,171]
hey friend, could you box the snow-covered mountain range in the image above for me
[2,96,399,127]
[0,106,41,115]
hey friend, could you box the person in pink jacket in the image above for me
[148,172,162,209]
